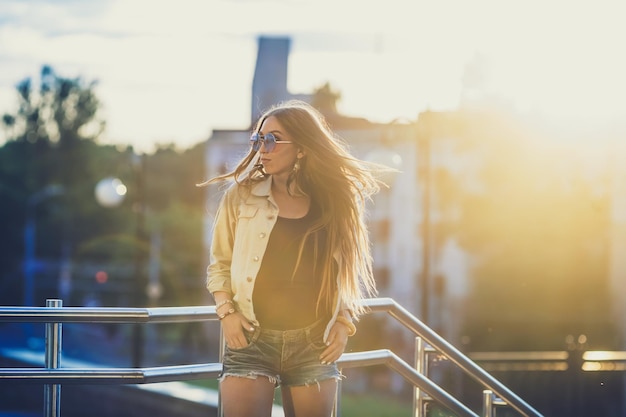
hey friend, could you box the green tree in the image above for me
[1,65,207,308]
[4,65,103,146]
[311,82,341,115]
[1,66,132,306]
[140,142,207,306]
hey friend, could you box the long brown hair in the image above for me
[201,100,380,318]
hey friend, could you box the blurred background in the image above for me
[1,1,625,416]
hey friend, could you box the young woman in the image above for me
[203,100,380,417]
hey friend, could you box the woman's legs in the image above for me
[281,378,338,417]
[220,375,276,417]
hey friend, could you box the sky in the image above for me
[1,0,625,152]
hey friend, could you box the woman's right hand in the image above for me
[221,312,256,349]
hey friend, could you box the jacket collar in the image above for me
[250,175,272,198]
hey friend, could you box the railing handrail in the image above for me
[338,349,479,417]
[362,297,543,417]
[0,298,543,417]
[0,363,222,384]
[0,305,216,323]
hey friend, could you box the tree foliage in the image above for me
[0,66,206,308]
[4,65,104,146]
[311,82,341,115]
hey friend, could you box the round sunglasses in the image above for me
[250,132,293,152]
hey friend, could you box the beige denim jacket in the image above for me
[206,175,344,341]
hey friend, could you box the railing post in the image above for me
[482,390,494,417]
[44,299,63,417]
[414,336,428,417]
[218,325,225,417]
[333,376,342,417]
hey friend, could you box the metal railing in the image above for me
[357,298,543,417]
[0,297,543,417]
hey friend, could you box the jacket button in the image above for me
[267,215,274,220]
[253,256,259,262]
[247,276,253,283]
[259,232,266,238]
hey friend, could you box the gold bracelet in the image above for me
[217,308,236,320]
[335,315,357,337]
[215,299,234,310]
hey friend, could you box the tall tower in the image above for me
[250,36,312,124]
[251,36,291,123]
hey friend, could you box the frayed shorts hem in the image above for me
[286,373,344,388]
[220,371,281,386]
[220,372,344,388]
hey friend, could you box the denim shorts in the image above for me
[221,319,341,387]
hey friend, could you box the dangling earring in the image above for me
[287,156,303,196]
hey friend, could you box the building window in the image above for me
[374,267,390,289]
[372,219,390,242]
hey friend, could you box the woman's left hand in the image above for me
[319,321,350,364]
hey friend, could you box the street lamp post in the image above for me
[23,185,64,308]
[131,153,148,368]
[417,114,432,326]
[95,154,147,368]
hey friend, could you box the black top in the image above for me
[252,205,333,329]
